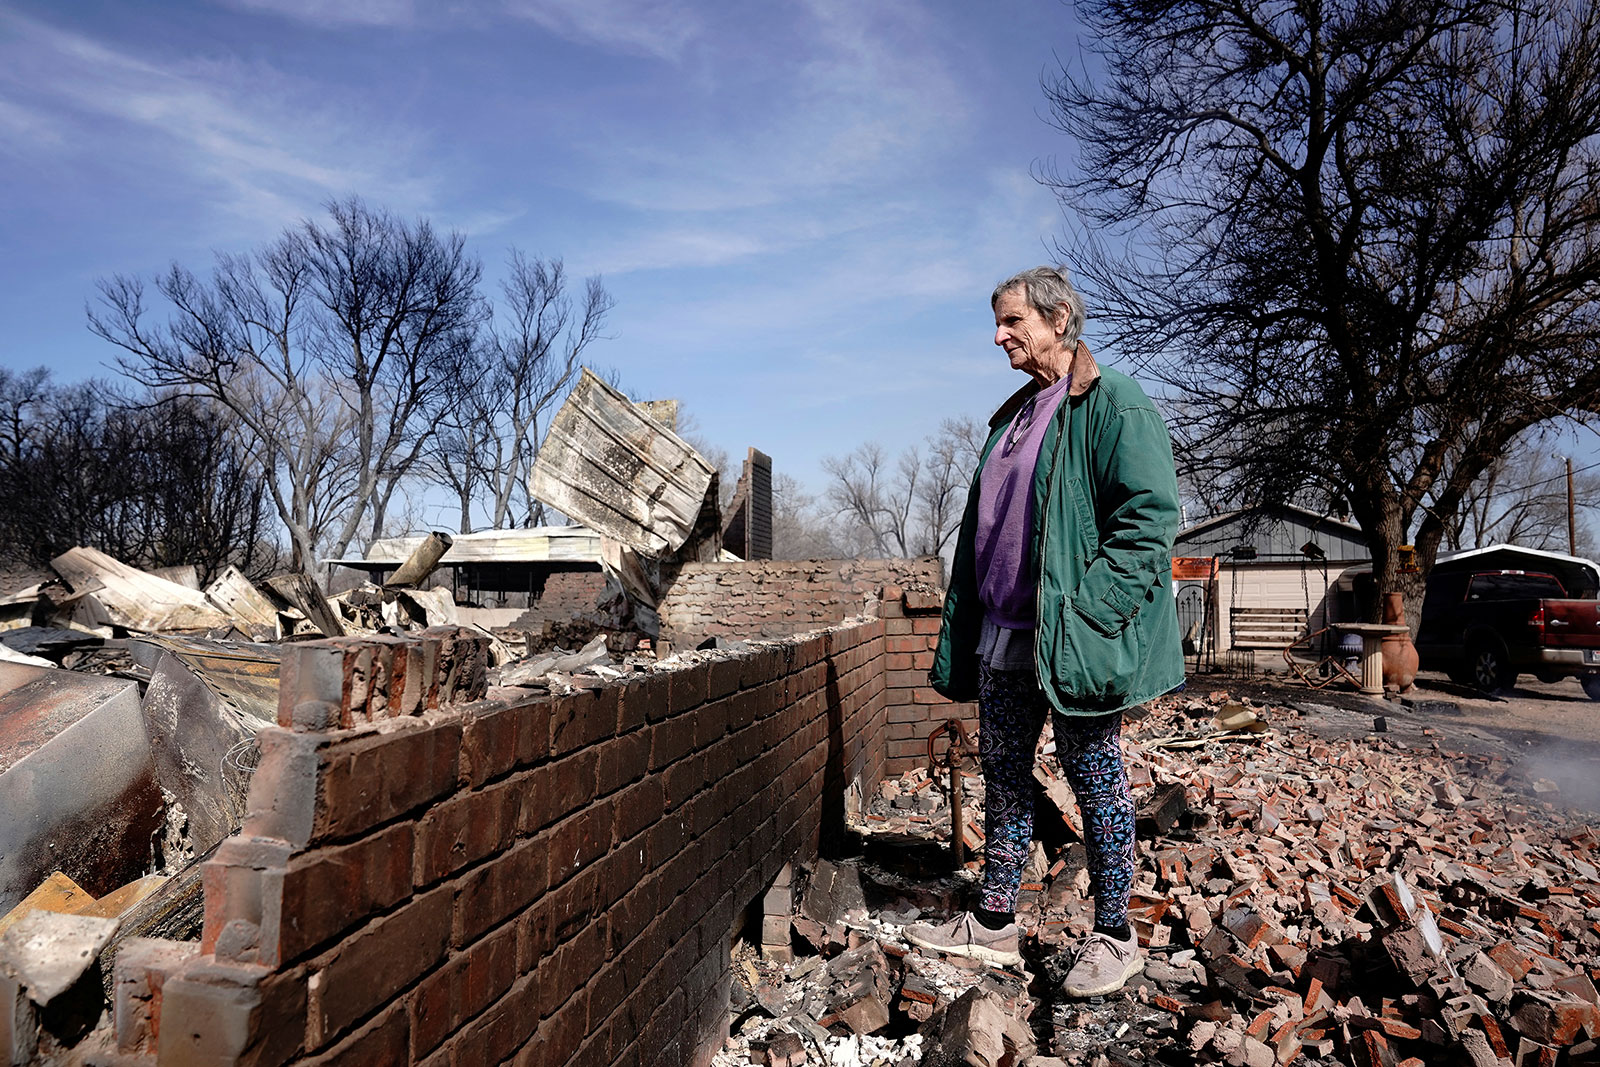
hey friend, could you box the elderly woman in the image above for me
[907,266,1184,997]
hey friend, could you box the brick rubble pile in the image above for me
[717,690,1600,1067]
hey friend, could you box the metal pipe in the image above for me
[927,718,974,870]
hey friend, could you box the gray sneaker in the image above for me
[905,912,1022,967]
[1060,931,1143,996]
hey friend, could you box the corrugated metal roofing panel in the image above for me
[330,526,605,568]
[530,369,716,558]
[0,663,162,914]
[49,546,232,632]
[131,636,283,724]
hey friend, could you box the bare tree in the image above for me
[771,472,858,559]
[823,442,915,557]
[90,197,485,572]
[0,368,276,582]
[823,417,986,558]
[423,255,611,533]
[0,367,49,466]
[916,416,985,557]
[1047,0,1600,623]
[488,257,611,529]
[673,406,737,513]
[1447,434,1600,554]
[425,345,497,534]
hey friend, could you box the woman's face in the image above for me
[993,287,1069,383]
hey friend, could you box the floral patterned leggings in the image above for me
[976,664,1134,926]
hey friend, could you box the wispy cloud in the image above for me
[608,226,989,377]
[582,226,772,275]
[0,97,63,152]
[0,10,439,232]
[973,168,1065,272]
[500,0,702,61]
[217,0,421,28]
[213,0,700,56]
[562,0,969,220]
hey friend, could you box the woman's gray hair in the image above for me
[992,266,1087,349]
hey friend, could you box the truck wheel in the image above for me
[1583,675,1600,702]
[1535,669,1565,684]
[1468,639,1516,693]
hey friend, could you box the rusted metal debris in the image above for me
[266,572,346,638]
[381,531,454,590]
[135,642,278,856]
[0,545,464,1002]
[0,664,163,919]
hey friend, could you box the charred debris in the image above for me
[0,370,768,1060]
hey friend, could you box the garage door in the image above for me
[1227,565,1313,648]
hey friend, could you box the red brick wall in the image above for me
[127,620,887,1067]
[878,589,980,776]
[656,557,943,640]
[516,567,610,628]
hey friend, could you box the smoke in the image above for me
[1511,743,1600,815]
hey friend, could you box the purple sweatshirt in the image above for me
[975,376,1072,629]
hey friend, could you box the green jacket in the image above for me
[929,348,1185,714]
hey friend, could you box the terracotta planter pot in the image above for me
[1381,592,1419,692]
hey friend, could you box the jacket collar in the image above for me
[987,342,1102,429]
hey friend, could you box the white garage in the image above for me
[1174,505,1368,660]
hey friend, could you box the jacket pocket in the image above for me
[1047,593,1143,704]
[1066,478,1099,556]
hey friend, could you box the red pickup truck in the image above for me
[1415,570,1600,698]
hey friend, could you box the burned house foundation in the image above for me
[4,517,1597,1066]
[114,618,901,1066]
[1,565,969,1067]
[3,567,1600,1066]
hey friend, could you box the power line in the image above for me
[1488,456,1600,498]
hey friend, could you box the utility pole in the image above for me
[1568,456,1578,555]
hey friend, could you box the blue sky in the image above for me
[0,0,1086,508]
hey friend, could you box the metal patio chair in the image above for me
[1282,625,1363,690]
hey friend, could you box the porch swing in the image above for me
[1281,542,1361,689]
